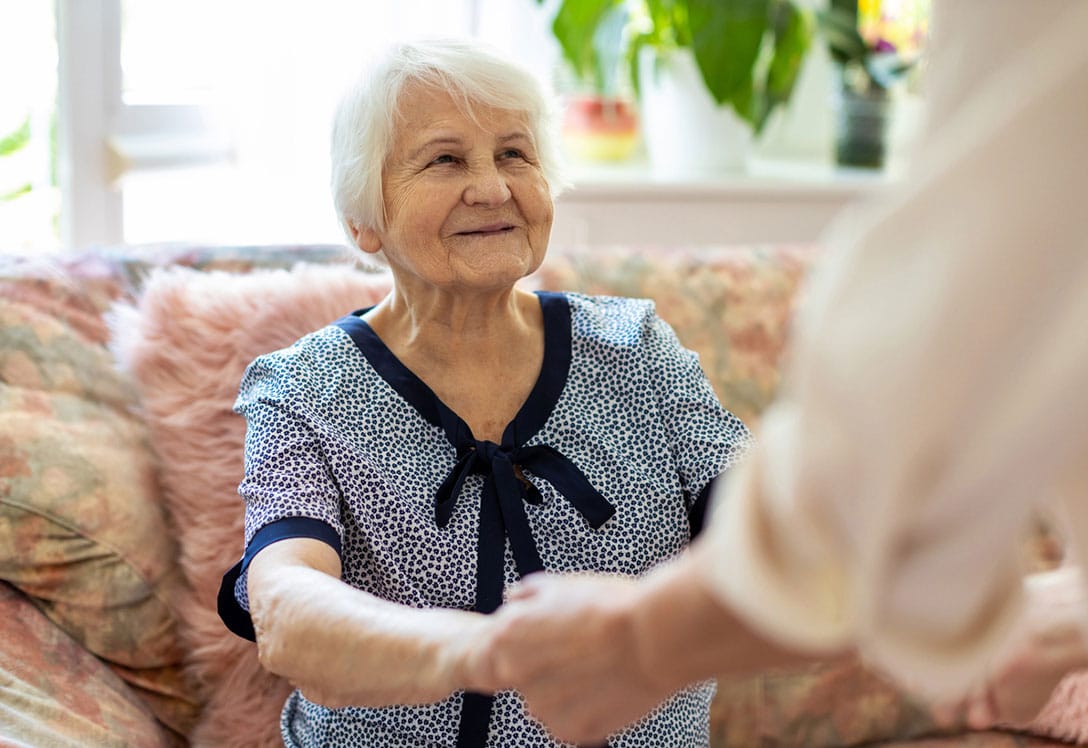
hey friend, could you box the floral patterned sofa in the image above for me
[0,243,1074,747]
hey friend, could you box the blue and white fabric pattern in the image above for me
[218,291,752,748]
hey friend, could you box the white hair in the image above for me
[330,38,569,250]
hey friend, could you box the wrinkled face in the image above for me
[354,83,554,292]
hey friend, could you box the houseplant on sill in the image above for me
[817,0,924,168]
[541,0,641,163]
[539,0,814,176]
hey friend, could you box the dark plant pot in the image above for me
[834,85,892,169]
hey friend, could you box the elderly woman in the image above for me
[217,38,750,747]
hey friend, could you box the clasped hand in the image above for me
[460,572,666,745]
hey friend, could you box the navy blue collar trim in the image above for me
[332,291,611,748]
[333,291,571,450]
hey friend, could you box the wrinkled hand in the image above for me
[467,572,673,745]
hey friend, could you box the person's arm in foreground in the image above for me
[247,537,491,707]
[480,2,1088,742]
[477,540,837,745]
[696,0,1088,706]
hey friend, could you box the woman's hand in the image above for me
[933,623,1087,730]
[475,572,667,744]
[248,537,496,708]
[931,624,1087,732]
[474,547,816,744]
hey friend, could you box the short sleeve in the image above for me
[234,355,344,545]
[218,353,345,641]
[641,309,754,533]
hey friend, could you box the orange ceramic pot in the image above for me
[561,95,639,163]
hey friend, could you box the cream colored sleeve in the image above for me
[699,0,1088,699]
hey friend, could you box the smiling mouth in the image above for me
[457,224,516,236]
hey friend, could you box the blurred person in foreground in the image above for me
[475,0,1088,743]
[216,38,752,747]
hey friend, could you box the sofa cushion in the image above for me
[0,580,178,747]
[0,382,181,664]
[0,292,133,405]
[110,262,392,747]
[534,244,818,427]
[0,289,199,738]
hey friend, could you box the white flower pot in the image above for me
[637,47,754,177]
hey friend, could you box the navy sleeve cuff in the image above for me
[217,517,342,641]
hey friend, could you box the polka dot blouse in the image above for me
[218,291,752,748]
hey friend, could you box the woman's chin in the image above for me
[443,245,545,289]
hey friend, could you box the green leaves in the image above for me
[816,2,917,92]
[552,0,627,93]
[1,116,34,202]
[689,0,769,106]
[816,5,867,66]
[1,183,32,202]
[644,0,690,47]
[687,0,812,133]
[757,0,813,132]
[0,115,31,158]
[541,0,813,136]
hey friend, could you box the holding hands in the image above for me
[464,545,816,744]
[470,572,670,745]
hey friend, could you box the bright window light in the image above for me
[115,0,555,247]
[0,3,59,253]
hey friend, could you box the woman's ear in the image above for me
[349,221,383,255]
[350,221,385,256]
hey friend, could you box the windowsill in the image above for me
[550,155,903,247]
[562,155,900,201]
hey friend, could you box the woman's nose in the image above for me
[463,162,512,207]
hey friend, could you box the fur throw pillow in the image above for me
[110,263,391,747]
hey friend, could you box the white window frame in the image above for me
[56,0,236,249]
[55,0,491,250]
[56,0,121,248]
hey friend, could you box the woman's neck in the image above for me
[363,278,541,366]
[363,278,547,442]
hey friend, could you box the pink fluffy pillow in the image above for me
[1029,671,1088,744]
[110,263,391,747]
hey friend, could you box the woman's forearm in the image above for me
[248,537,489,707]
[478,544,842,745]
[629,541,833,694]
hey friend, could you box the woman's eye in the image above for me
[499,149,525,160]
[430,154,457,166]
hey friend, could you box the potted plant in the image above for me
[817,0,926,168]
[541,0,640,162]
[539,0,814,175]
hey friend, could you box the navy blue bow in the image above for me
[440,438,615,748]
[435,440,615,605]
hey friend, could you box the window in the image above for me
[31,1,926,253]
[53,0,557,250]
[0,2,59,253]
